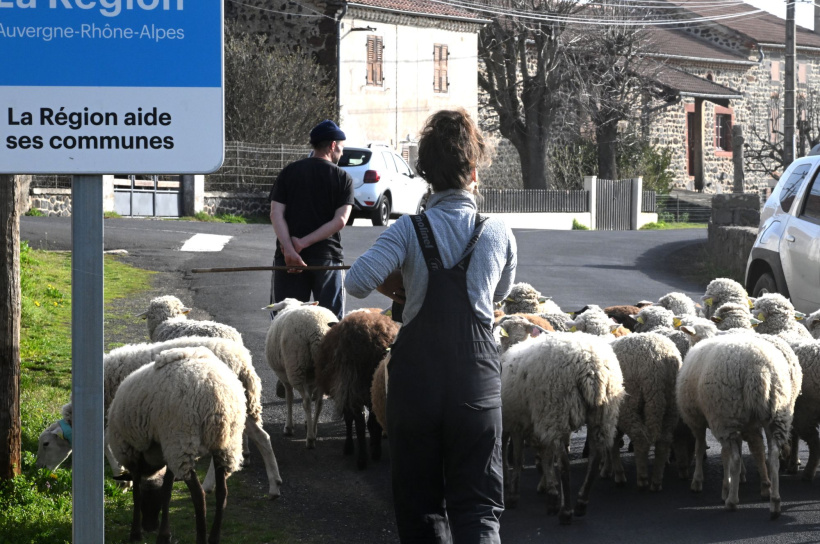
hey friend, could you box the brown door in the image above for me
[687,111,695,176]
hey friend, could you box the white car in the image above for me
[745,151,820,313]
[339,144,429,226]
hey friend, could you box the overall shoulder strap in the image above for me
[409,214,444,271]
[455,214,489,271]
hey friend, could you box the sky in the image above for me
[744,0,816,30]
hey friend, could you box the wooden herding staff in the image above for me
[191,265,351,274]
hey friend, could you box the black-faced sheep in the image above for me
[315,311,399,470]
[107,347,246,544]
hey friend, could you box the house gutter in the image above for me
[336,3,348,122]
[758,42,820,53]
[347,2,491,25]
[680,92,743,100]
[645,53,757,66]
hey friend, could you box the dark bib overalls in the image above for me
[387,213,504,544]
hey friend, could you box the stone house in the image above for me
[227,0,489,154]
[643,0,820,194]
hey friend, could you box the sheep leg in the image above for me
[723,436,742,511]
[541,449,561,516]
[313,389,324,442]
[343,409,354,455]
[505,432,524,508]
[156,467,176,544]
[208,464,228,544]
[558,447,573,525]
[355,407,368,470]
[690,424,707,493]
[651,439,672,492]
[129,467,143,542]
[245,419,282,499]
[575,447,602,518]
[184,469,208,544]
[300,387,316,449]
[800,424,820,482]
[104,429,124,477]
[768,433,783,520]
[242,432,251,466]
[788,430,800,475]
[608,436,626,486]
[202,458,216,495]
[745,430,771,499]
[632,438,651,491]
[367,409,382,462]
[283,384,294,436]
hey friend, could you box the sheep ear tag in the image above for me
[795,311,806,321]
[57,419,73,446]
[750,317,762,326]
[673,317,682,328]
[704,298,714,307]
[636,316,645,324]
[499,328,509,338]
[182,308,192,315]
[756,312,766,321]
[569,326,578,332]
[711,316,723,323]
[136,311,148,320]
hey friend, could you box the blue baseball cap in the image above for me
[309,120,346,144]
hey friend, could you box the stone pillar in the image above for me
[732,125,745,193]
[583,175,597,231]
[16,175,31,216]
[693,98,705,192]
[181,175,204,216]
[102,175,115,213]
[630,177,643,230]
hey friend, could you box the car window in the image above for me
[339,149,371,167]
[394,154,414,177]
[381,152,398,173]
[799,171,820,223]
[779,163,812,213]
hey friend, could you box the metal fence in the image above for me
[596,178,633,231]
[477,189,588,213]
[642,191,656,212]
[205,142,311,193]
[30,175,72,189]
[655,194,712,223]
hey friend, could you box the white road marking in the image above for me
[180,233,233,252]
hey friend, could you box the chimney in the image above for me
[816,2,820,35]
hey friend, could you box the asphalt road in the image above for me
[21,216,820,543]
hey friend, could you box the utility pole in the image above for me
[784,0,797,167]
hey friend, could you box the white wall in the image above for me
[339,15,479,147]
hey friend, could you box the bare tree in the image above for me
[563,0,658,180]
[478,0,581,190]
[225,23,337,145]
[0,174,21,480]
[745,89,820,180]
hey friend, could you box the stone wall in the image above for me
[706,193,760,281]
[203,193,270,218]
[29,188,72,217]
[480,138,524,189]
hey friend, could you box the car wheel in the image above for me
[752,272,777,297]
[371,197,391,226]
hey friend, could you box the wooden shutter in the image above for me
[375,36,383,85]
[442,45,448,91]
[433,44,449,93]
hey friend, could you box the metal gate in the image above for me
[596,178,633,231]
[114,175,182,217]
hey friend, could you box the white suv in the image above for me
[339,144,429,226]
[745,152,820,313]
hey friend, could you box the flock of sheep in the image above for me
[31,276,820,541]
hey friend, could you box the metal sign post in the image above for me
[1,3,224,542]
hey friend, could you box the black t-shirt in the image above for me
[269,157,355,261]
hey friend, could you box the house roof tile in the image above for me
[650,62,743,98]
[663,0,820,49]
[348,0,489,22]
[647,27,752,63]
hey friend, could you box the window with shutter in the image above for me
[367,35,383,86]
[433,44,449,93]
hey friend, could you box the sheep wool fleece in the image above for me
[387,213,503,544]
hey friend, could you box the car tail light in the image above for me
[364,170,380,183]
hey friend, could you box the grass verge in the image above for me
[1,242,295,544]
[179,212,270,224]
[640,221,707,230]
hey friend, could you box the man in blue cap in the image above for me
[268,119,354,319]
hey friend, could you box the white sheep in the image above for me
[106,346,246,544]
[711,302,758,331]
[138,295,243,344]
[566,308,615,337]
[804,309,820,339]
[36,336,282,499]
[502,282,541,315]
[677,334,801,518]
[498,321,624,524]
[752,293,814,346]
[633,305,690,359]
[603,333,682,491]
[265,298,338,449]
[701,278,750,319]
[657,292,699,317]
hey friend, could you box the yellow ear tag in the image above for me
[757,312,766,321]
[705,298,714,307]
[673,317,682,328]
[499,328,509,338]
[747,299,754,309]
[505,297,514,302]
[637,317,644,324]
[570,326,578,332]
